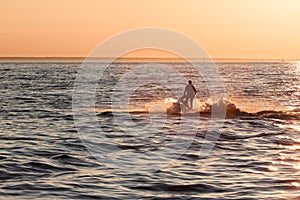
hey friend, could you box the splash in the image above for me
[199,97,242,118]
[95,97,300,120]
[144,98,180,114]
[144,97,240,117]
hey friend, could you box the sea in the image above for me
[1,61,300,199]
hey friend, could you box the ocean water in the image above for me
[1,62,300,199]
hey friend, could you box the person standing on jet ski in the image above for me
[182,80,197,109]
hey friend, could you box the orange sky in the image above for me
[1,0,300,59]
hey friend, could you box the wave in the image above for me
[130,182,227,193]
[95,98,300,120]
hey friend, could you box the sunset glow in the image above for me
[1,0,300,59]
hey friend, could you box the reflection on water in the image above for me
[0,62,300,199]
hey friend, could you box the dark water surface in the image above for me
[1,62,300,199]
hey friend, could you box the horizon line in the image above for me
[0,56,299,60]
[0,56,299,63]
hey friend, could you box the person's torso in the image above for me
[186,84,195,96]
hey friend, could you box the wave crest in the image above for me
[95,98,300,120]
[149,98,300,120]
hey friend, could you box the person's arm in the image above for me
[184,85,188,96]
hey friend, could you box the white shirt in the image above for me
[185,84,196,97]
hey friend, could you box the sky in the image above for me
[1,0,300,59]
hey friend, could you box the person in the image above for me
[182,80,197,109]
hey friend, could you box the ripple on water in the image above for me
[1,63,300,199]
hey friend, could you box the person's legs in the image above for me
[184,97,192,109]
[190,97,193,109]
[182,96,188,108]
